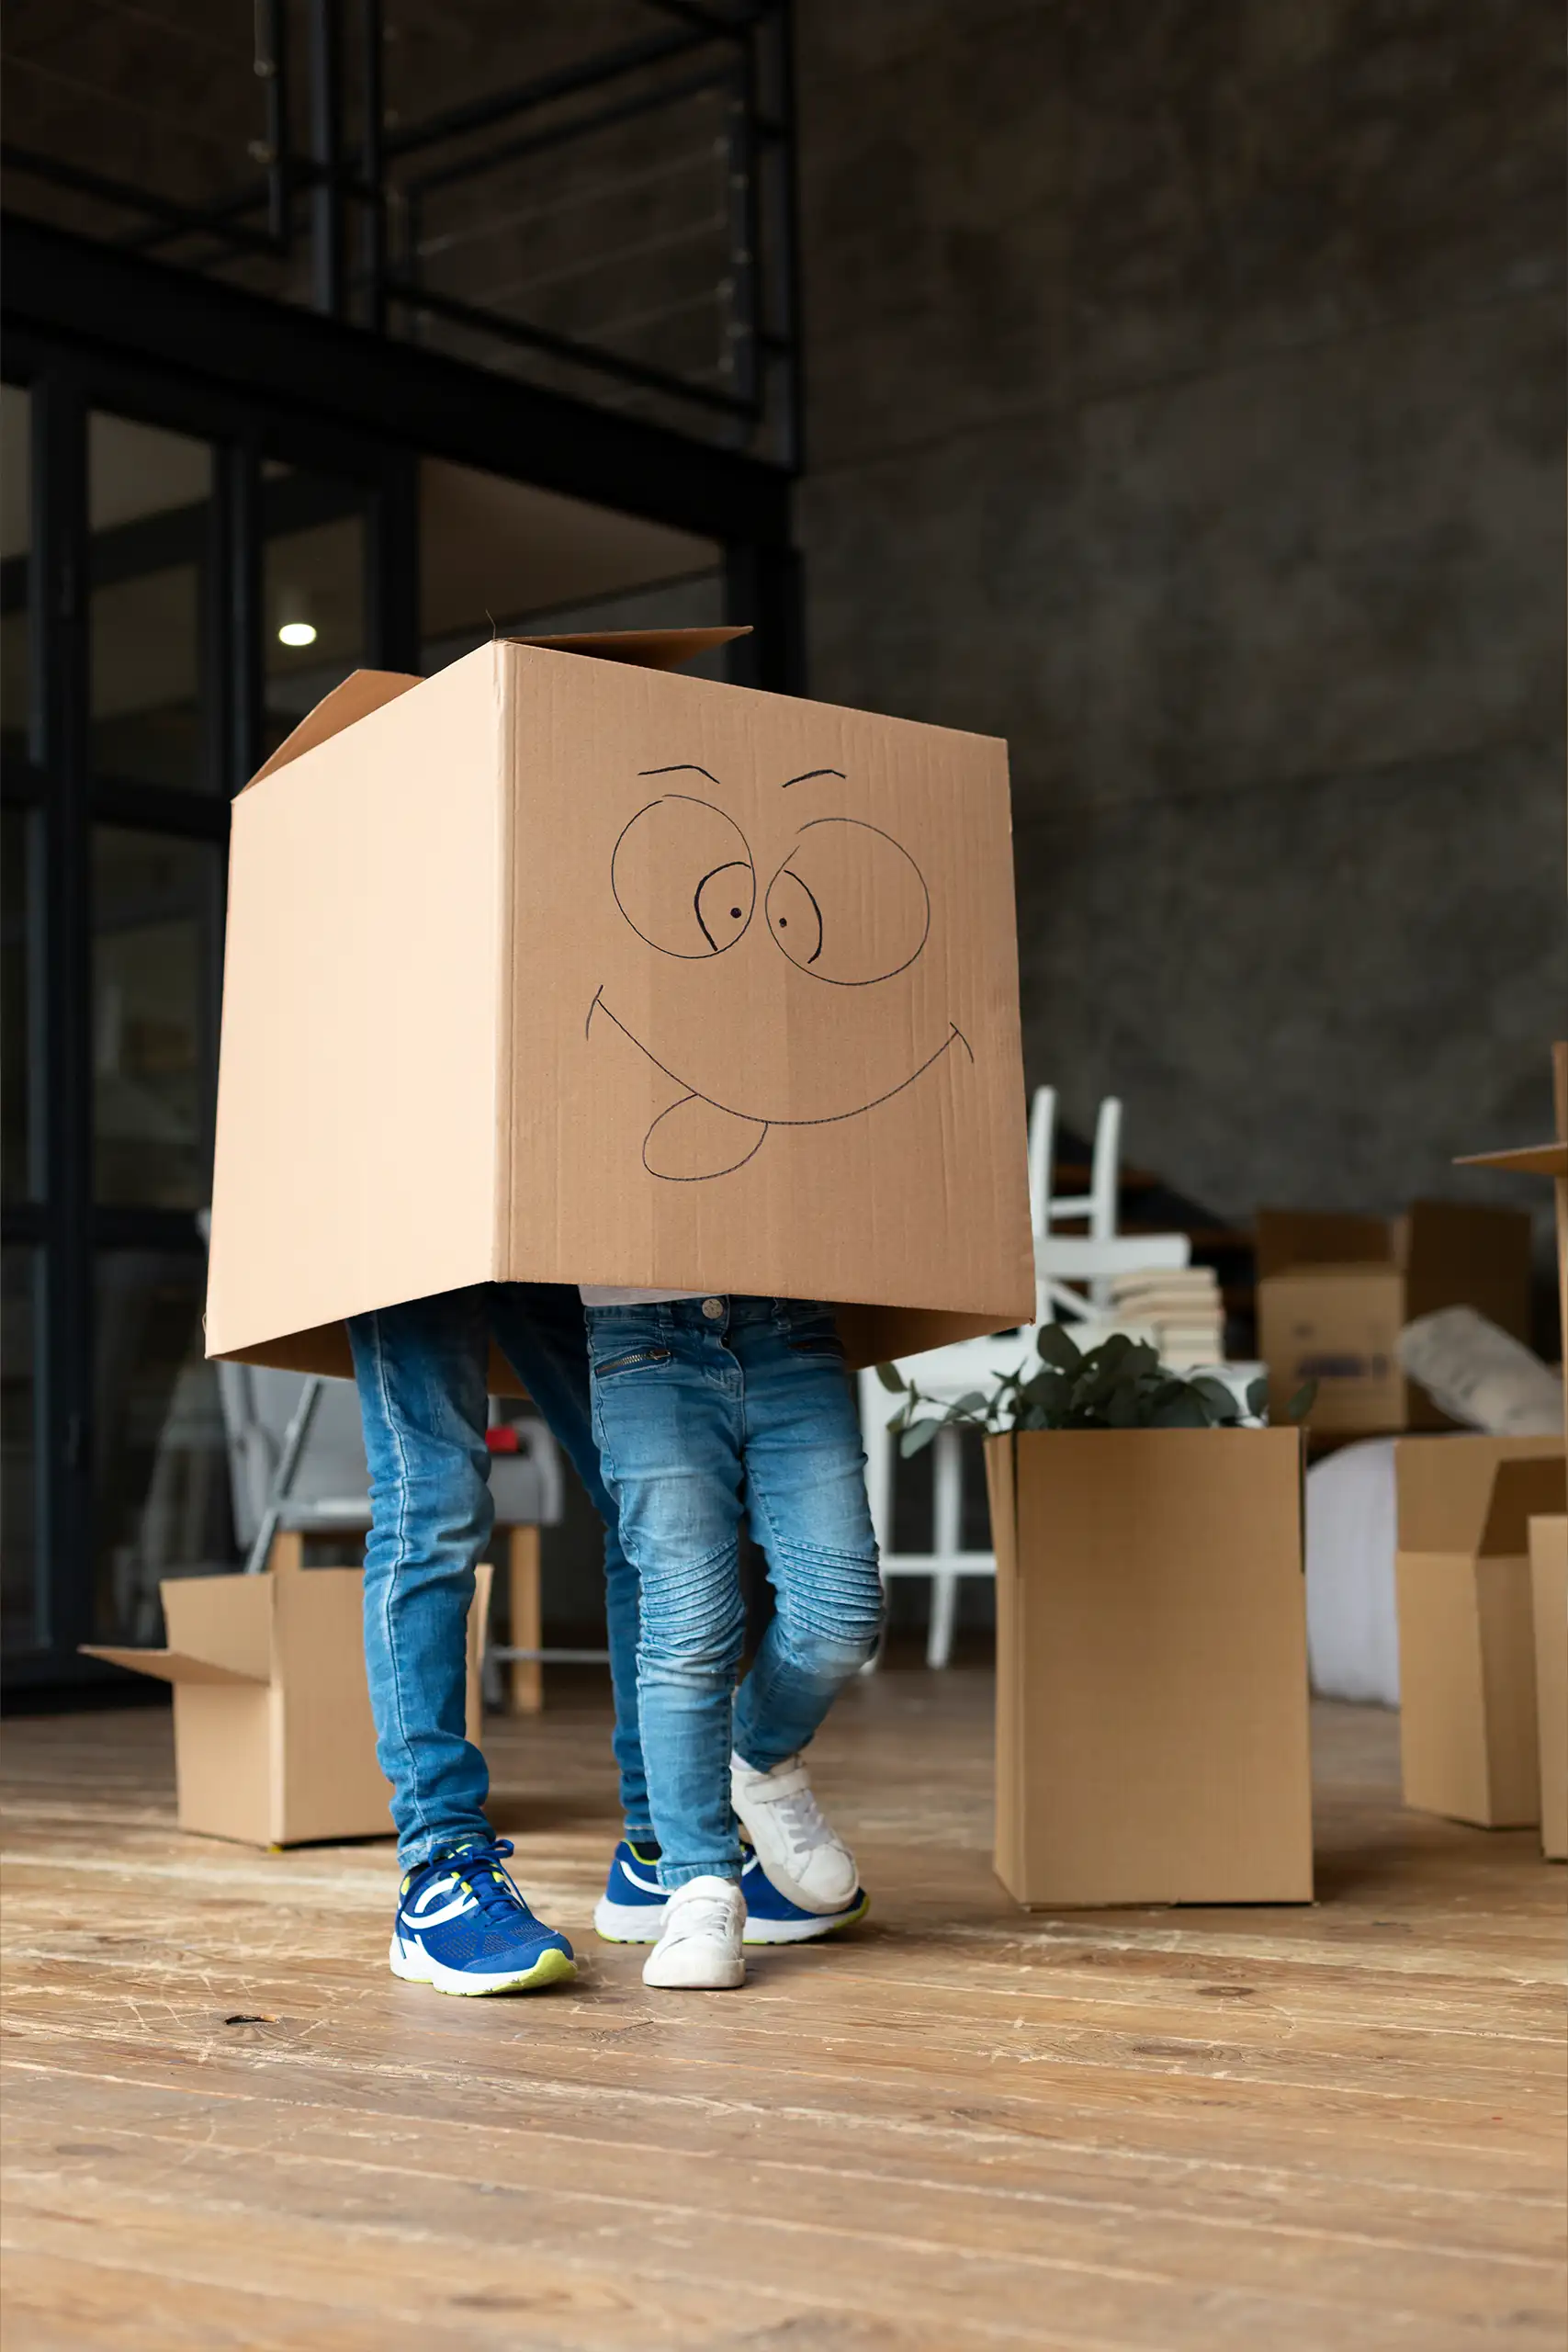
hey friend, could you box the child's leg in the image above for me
[349,1290,496,1864]
[585,1303,747,1891]
[730,1303,885,1773]
[487,1283,651,1842]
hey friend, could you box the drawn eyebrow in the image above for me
[780,768,846,789]
[638,763,722,786]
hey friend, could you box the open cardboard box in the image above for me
[1454,1041,1568,1856]
[986,1426,1312,1908]
[1256,1200,1533,1436]
[205,630,1035,1385]
[1393,1439,1563,1828]
[84,1545,491,1847]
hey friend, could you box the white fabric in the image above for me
[579,1286,708,1306]
[1304,1437,1400,1707]
[1397,1306,1563,1437]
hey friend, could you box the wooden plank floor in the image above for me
[3,1673,1563,2351]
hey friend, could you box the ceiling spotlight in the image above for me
[277,619,318,648]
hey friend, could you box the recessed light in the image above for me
[277,620,318,648]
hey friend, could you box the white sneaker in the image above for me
[642,1876,746,1990]
[730,1752,859,1915]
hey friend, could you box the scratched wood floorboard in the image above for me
[2,1671,1563,2351]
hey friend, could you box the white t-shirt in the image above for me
[579,1286,710,1307]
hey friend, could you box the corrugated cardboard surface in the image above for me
[1393,1438,1564,1828]
[83,1562,491,1848]
[987,1427,1312,1908]
[207,656,507,1366]
[1529,1515,1567,1860]
[206,642,1033,1380]
[1256,1201,1533,1434]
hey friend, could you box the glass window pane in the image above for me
[90,413,215,792]
[2,1247,44,1655]
[93,827,219,1208]
[2,384,31,763]
[95,1250,231,1646]
[263,466,367,761]
[2,804,42,1201]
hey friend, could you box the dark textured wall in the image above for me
[795,0,1566,1223]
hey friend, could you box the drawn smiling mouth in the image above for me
[587,988,974,1182]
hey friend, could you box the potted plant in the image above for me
[875,1330,1316,1910]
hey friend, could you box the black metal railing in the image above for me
[2,0,799,465]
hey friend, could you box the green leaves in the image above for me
[1285,1378,1319,1422]
[888,1324,1281,1443]
[874,1361,908,1395]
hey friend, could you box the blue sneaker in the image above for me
[389,1838,576,1996]
[740,1846,869,1944]
[592,1838,869,1946]
[592,1838,671,1943]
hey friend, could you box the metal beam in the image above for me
[3,218,798,537]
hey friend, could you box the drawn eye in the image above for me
[613,797,755,958]
[764,819,930,985]
[764,867,823,967]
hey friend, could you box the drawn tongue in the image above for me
[643,1095,767,1181]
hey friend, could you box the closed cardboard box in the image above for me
[1529,1515,1567,1861]
[1257,1201,1533,1435]
[84,1549,491,1847]
[1393,1438,1563,1828]
[205,633,1034,1385]
[987,1427,1312,1908]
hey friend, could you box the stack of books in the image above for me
[1103,1265,1226,1370]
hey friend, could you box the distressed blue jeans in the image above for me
[348,1283,649,1867]
[586,1295,885,1891]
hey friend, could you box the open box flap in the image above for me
[238,628,753,796]
[1396,1433,1564,1555]
[1479,1455,1567,1556]
[1456,1142,1568,1178]
[79,1644,266,1687]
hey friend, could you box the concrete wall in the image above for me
[795,0,1566,1224]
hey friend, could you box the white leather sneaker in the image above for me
[641,1875,746,1990]
[730,1752,859,1915]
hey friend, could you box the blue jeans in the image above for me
[586,1295,884,1891]
[348,1283,649,1867]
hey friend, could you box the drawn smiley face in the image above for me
[591,765,970,1180]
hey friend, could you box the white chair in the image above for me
[861,1089,1194,1668]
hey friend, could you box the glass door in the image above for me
[1,343,406,1691]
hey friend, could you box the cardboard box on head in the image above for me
[205,631,1035,1385]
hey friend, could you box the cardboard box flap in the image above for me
[505,626,750,671]
[1456,1143,1568,1178]
[1255,1210,1390,1280]
[1396,1434,1564,1555]
[242,669,423,792]
[1480,1456,1567,1555]
[78,1644,266,1687]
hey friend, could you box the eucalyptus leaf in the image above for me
[1245,1374,1269,1417]
[1285,1378,1319,1421]
[874,1362,908,1395]
[1150,1388,1211,1429]
[899,1418,942,1457]
[1034,1323,1083,1372]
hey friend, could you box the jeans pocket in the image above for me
[593,1343,673,1379]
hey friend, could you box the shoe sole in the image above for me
[594,1891,870,1946]
[388,1938,577,1997]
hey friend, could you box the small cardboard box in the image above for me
[1393,1438,1564,1828]
[1256,1201,1534,1434]
[205,632,1034,1385]
[1528,1516,1567,1860]
[986,1427,1313,1907]
[83,1550,491,1846]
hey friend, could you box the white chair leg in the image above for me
[927,1573,959,1670]
[928,1427,964,1669]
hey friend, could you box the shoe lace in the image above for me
[427,1838,528,1924]
[668,1885,738,1940]
[763,1768,834,1862]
